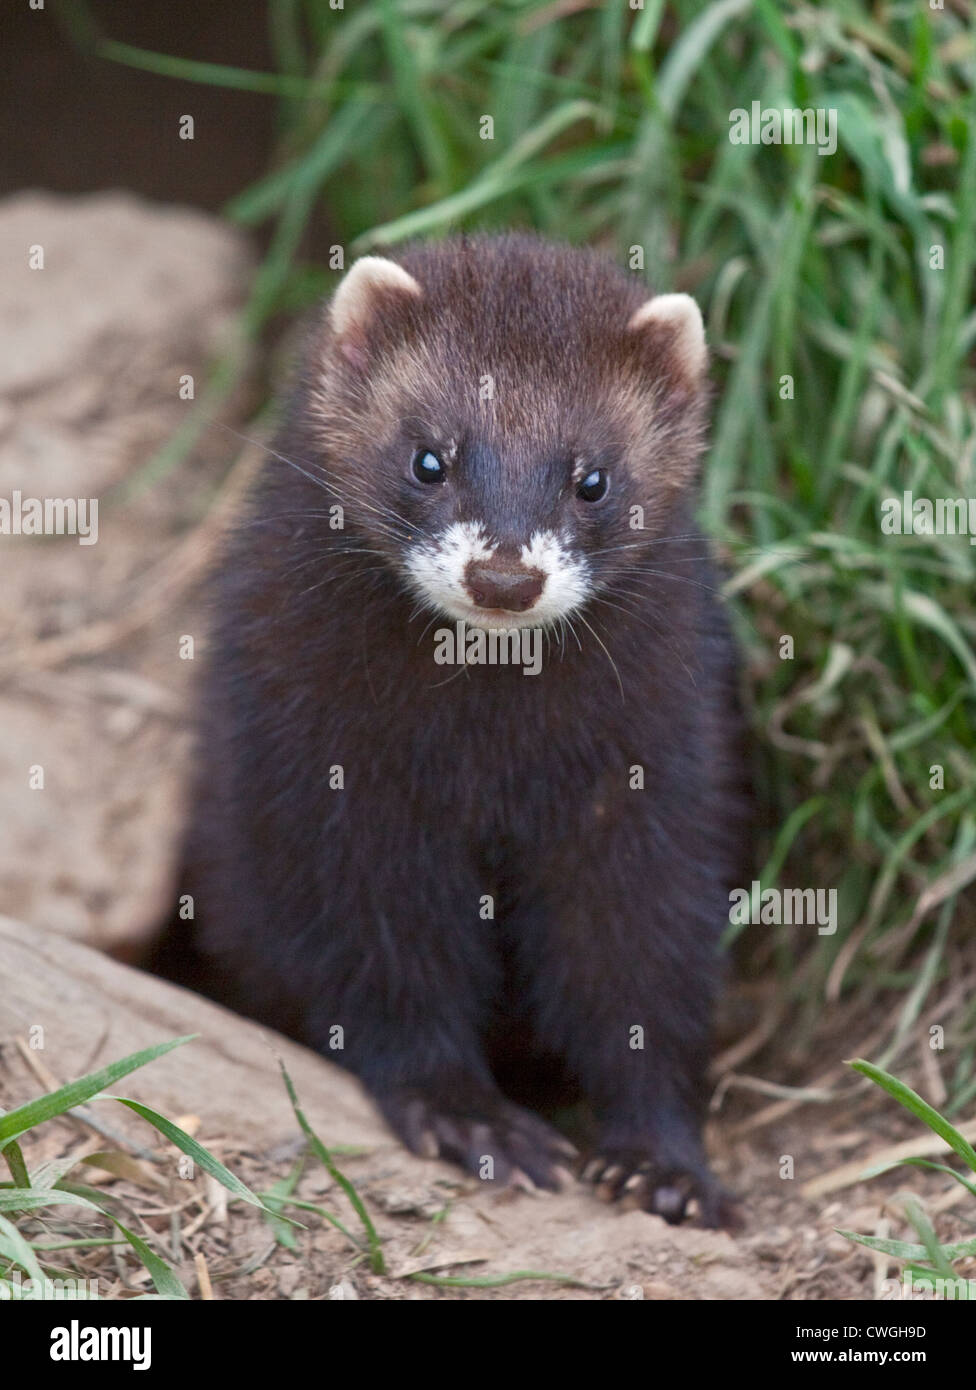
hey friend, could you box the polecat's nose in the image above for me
[464,560,545,613]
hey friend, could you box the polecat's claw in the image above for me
[377,1087,576,1193]
[582,1146,739,1229]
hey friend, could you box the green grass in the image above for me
[0,1039,363,1297]
[1,1040,583,1297]
[839,1059,976,1297]
[63,2,976,1095]
[0,1037,392,1297]
[0,1037,275,1299]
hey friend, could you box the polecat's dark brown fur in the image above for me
[166,234,750,1225]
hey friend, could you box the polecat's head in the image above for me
[310,236,709,629]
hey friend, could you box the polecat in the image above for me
[167,234,750,1226]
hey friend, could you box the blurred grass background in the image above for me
[62,0,976,1096]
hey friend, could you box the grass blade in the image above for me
[0,1038,194,1149]
[849,1059,976,1173]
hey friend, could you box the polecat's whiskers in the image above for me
[575,610,624,702]
[563,612,583,656]
[279,546,391,586]
[301,564,392,604]
[597,565,726,598]
[590,592,699,688]
[217,420,415,540]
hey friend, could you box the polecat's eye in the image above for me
[576,468,609,503]
[411,449,446,484]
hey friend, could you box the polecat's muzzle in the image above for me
[464,558,545,613]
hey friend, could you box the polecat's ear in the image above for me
[626,293,707,390]
[330,256,422,366]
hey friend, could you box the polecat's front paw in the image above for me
[377,1087,577,1192]
[582,1148,739,1228]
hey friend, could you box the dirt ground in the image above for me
[3,960,973,1302]
[1,191,973,1301]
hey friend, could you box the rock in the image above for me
[0,192,253,950]
[0,913,387,1151]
